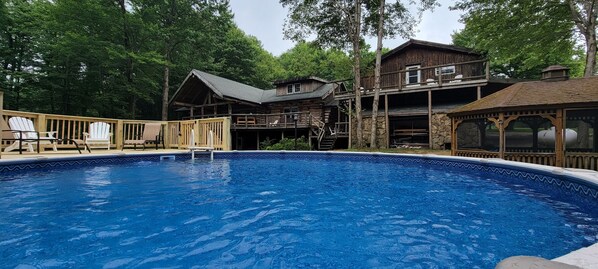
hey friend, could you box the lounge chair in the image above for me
[122,122,164,150]
[84,122,112,150]
[3,116,58,153]
[189,129,214,160]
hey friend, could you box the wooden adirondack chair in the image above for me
[3,116,57,153]
[122,122,164,150]
[84,122,112,150]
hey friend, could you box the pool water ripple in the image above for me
[0,156,597,268]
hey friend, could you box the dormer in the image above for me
[272,76,329,96]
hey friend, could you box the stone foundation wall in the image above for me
[350,116,387,148]
[430,113,451,150]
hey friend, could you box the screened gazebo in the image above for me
[448,66,598,170]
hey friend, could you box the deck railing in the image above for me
[1,110,231,151]
[455,149,598,171]
[335,60,489,97]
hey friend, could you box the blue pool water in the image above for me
[1,154,597,268]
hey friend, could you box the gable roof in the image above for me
[449,76,598,116]
[382,39,481,61]
[261,83,335,103]
[273,76,329,86]
[170,70,339,107]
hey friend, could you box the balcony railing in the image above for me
[336,60,490,98]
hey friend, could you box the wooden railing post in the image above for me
[115,120,124,150]
[223,117,231,150]
[36,114,46,152]
[162,122,170,149]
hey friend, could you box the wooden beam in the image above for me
[348,100,352,148]
[555,109,564,167]
[428,90,432,148]
[385,94,389,148]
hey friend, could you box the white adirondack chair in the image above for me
[84,122,112,150]
[4,116,57,153]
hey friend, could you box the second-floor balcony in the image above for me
[335,59,490,99]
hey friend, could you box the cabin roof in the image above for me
[382,39,480,61]
[449,76,598,116]
[261,83,335,103]
[170,70,340,107]
[273,76,329,85]
[170,70,265,105]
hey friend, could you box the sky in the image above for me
[228,0,465,56]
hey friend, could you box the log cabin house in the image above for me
[335,39,514,149]
[169,70,347,150]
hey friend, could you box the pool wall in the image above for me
[1,151,597,201]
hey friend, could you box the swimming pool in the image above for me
[1,152,597,268]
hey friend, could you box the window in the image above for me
[283,107,299,120]
[405,65,421,85]
[435,65,456,76]
[287,83,301,94]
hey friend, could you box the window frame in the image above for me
[435,65,456,76]
[405,65,421,85]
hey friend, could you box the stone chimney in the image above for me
[541,65,570,81]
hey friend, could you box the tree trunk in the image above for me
[370,0,385,148]
[162,64,169,121]
[584,30,597,77]
[568,0,597,77]
[353,0,364,148]
[118,0,136,118]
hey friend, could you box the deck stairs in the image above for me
[318,136,337,150]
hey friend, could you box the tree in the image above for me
[369,0,385,148]
[452,0,585,79]
[282,0,437,148]
[568,0,598,77]
[277,41,352,81]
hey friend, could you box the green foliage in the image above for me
[265,136,311,150]
[0,0,280,119]
[278,41,352,81]
[452,0,585,79]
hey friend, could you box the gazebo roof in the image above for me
[449,76,598,116]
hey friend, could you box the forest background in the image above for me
[0,0,590,120]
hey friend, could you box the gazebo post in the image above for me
[555,109,564,167]
[498,113,505,159]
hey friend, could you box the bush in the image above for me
[265,136,311,150]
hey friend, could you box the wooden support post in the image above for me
[190,107,194,119]
[477,86,481,100]
[115,120,124,150]
[485,60,490,80]
[428,90,433,149]
[256,131,260,150]
[348,100,352,148]
[385,94,389,148]
[555,109,564,167]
